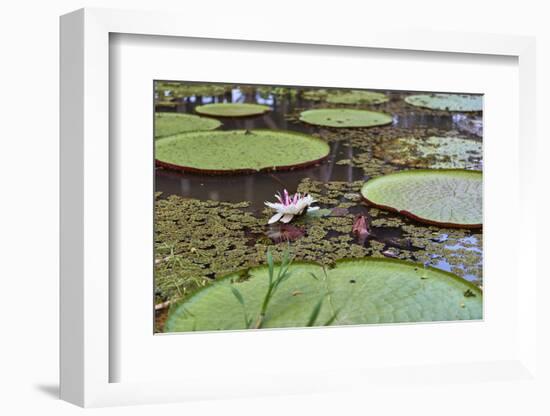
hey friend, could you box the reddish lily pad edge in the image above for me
[361,169,483,229]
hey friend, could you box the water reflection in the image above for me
[157,151,364,213]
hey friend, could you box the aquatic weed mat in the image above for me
[154,191,482,331]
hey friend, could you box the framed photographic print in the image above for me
[152,80,484,335]
[60,7,544,409]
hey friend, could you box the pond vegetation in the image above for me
[154,82,483,333]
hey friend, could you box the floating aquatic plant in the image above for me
[154,112,221,138]
[265,189,319,224]
[361,169,483,228]
[155,129,330,174]
[195,103,270,117]
[164,257,482,332]
[299,108,393,128]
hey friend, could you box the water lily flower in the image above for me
[265,189,319,224]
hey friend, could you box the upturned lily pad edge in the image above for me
[155,129,330,175]
[361,169,483,229]
[163,256,483,333]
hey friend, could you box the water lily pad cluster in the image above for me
[154,84,484,333]
[155,188,483,331]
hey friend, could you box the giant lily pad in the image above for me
[164,258,482,332]
[299,109,393,128]
[404,94,483,112]
[361,169,482,228]
[195,103,270,117]
[326,90,389,105]
[155,112,221,138]
[155,129,330,174]
[372,136,482,169]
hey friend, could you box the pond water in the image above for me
[157,89,480,211]
[154,85,483,330]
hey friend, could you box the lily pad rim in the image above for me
[155,128,330,175]
[195,102,271,118]
[361,169,483,229]
[164,256,483,333]
[299,108,394,128]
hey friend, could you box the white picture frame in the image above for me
[60,7,543,408]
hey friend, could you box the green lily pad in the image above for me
[299,109,393,128]
[361,169,482,228]
[154,112,222,138]
[164,258,482,332]
[326,90,389,105]
[155,129,330,173]
[404,94,483,112]
[195,103,270,117]
[372,136,482,169]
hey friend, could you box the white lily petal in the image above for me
[268,212,284,224]
[265,202,285,211]
[280,214,294,223]
[307,206,320,211]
